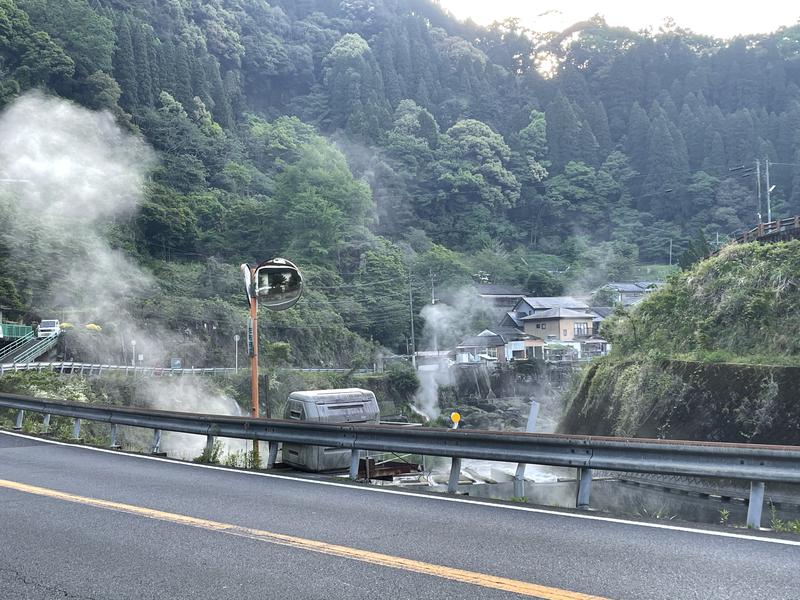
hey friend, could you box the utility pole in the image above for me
[429,269,438,362]
[408,274,416,369]
[765,157,772,223]
[668,239,672,266]
[756,159,762,223]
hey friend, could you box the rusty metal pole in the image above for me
[249,294,259,419]
[249,283,260,466]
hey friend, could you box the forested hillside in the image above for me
[2,0,800,364]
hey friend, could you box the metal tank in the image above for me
[281,388,380,471]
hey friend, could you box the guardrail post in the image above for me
[267,442,279,469]
[14,409,24,430]
[71,418,82,442]
[513,400,540,499]
[349,449,361,480]
[151,429,163,454]
[447,457,462,493]
[42,413,51,434]
[205,434,215,458]
[576,467,593,509]
[746,481,765,529]
[110,423,120,449]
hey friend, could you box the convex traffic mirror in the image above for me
[254,258,303,310]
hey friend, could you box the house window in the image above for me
[541,323,546,329]
[574,322,588,336]
[535,323,541,329]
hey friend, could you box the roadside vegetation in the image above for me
[561,241,800,442]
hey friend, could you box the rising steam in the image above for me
[0,92,242,456]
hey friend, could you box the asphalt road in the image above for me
[0,431,798,600]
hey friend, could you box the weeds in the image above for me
[636,505,677,521]
[769,502,800,534]
[194,440,224,464]
[222,446,262,469]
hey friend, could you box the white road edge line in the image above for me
[3,429,799,547]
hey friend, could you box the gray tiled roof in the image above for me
[457,334,505,348]
[516,296,590,310]
[520,307,595,320]
[475,284,526,296]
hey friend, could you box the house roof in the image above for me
[601,281,663,294]
[604,282,647,293]
[501,311,524,328]
[520,307,595,320]
[589,306,614,319]
[487,325,529,340]
[475,284,526,297]
[515,296,590,310]
[457,334,505,349]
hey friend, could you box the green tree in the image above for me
[432,119,520,248]
[17,30,74,87]
[546,90,598,171]
[273,134,374,266]
[112,16,137,108]
[323,33,390,139]
[18,0,114,77]
[518,108,548,164]
[131,22,153,106]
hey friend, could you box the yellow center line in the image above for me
[0,478,608,600]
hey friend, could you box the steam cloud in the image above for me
[0,92,242,456]
[0,91,154,335]
[138,378,247,459]
[413,290,498,419]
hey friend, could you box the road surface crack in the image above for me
[0,565,101,599]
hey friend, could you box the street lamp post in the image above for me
[234,334,240,372]
[240,258,303,427]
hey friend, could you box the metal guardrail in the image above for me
[0,323,33,339]
[2,392,799,529]
[12,333,60,364]
[0,332,35,362]
[0,362,375,377]
[732,216,800,244]
[0,362,236,377]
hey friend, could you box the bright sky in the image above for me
[436,0,800,39]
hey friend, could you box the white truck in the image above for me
[37,319,60,338]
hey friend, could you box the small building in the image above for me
[580,336,610,358]
[455,330,507,364]
[543,342,580,362]
[487,325,544,361]
[596,282,662,306]
[519,307,596,342]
